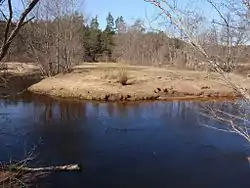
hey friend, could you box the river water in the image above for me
[0,93,250,188]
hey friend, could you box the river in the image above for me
[0,93,250,188]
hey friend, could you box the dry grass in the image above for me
[99,63,129,85]
[28,62,250,101]
[117,68,128,85]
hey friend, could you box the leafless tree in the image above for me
[26,0,84,76]
[0,0,40,63]
[144,0,250,143]
[113,18,195,67]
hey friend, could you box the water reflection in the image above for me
[2,93,247,124]
[2,93,249,133]
[1,93,250,188]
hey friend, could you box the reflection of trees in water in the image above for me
[106,101,200,120]
[158,101,198,120]
[0,98,19,107]
[7,92,87,123]
[107,103,114,116]
[198,100,246,120]
[1,92,219,123]
[36,100,85,123]
[105,102,140,117]
[116,103,129,117]
[196,100,250,141]
[57,102,84,121]
[103,101,200,121]
[3,92,244,129]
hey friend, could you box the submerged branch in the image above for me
[4,164,81,172]
[0,164,81,186]
[16,164,81,172]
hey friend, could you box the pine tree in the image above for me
[84,16,102,62]
[82,25,92,61]
[102,12,115,61]
[90,16,99,30]
[105,12,115,34]
[115,16,126,33]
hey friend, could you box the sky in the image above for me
[84,0,154,28]
[84,0,217,29]
[10,0,218,30]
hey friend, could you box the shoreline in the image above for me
[28,82,241,102]
[27,90,239,103]
[28,63,248,102]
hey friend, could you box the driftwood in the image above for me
[0,164,81,185]
[7,164,81,172]
[19,164,81,172]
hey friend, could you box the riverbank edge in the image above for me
[27,88,240,102]
[27,63,247,102]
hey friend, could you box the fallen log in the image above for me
[0,164,81,185]
[11,164,81,172]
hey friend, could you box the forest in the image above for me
[1,0,250,76]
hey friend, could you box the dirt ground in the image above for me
[28,63,250,101]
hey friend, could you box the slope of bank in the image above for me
[28,63,250,101]
[0,62,41,97]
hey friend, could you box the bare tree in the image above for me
[144,0,250,142]
[0,0,40,62]
[26,0,84,76]
[113,18,195,67]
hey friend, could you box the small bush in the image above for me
[117,68,128,85]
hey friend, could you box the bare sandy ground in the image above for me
[28,63,250,101]
[1,62,40,75]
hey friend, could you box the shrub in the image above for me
[117,68,128,85]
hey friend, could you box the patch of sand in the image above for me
[1,62,40,75]
[28,63,250,101]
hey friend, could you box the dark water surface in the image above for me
[0,93,250,188]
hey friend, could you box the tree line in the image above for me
[1,0,250,76]
[0,7,202,76]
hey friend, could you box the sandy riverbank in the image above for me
[28,63,250,101]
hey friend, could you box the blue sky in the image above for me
[84,0,154,28]
[10,0,218,30]
[84,0,216,29]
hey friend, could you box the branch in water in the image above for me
[7,164,82,172]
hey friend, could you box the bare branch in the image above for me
[0,0,5,6]
[207,0,229,28]
[242,0,250,10]
[144,0,250,101]
[21,16,35,27]
[0,0,40,62]
[3,0,13,46]
[0,10,7,21]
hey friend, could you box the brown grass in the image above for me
[117,68,128,85]
[28,62,250,101]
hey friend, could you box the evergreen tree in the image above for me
[105,12,115,34]
[82,25,92,61]
[102,12,115,61]
[115,16,126,33]
[83,16,102,62]
[90,16,99,30]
